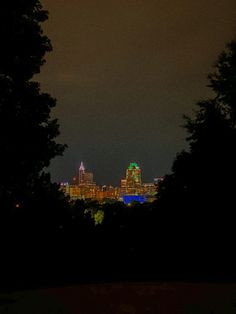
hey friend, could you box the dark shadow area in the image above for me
[1,197,236,292]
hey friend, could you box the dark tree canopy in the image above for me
[158,40,236,208]
[0,1,52,80]
[155,40,236,273]
[208,41,236,123]
[157,40,236,247]
[0,1,66,210]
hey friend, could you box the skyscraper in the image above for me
[83,172,94,185]
[126,162,142,188]
[79,161,85,185]
[78,161,95,186]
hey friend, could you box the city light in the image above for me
[60,161,162,204]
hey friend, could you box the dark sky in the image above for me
[39,0,236,186]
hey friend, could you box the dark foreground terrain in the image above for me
[1,282,236,314]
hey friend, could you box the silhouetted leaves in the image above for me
[0,1,66,212]
[157,40,236,274]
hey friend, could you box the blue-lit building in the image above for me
[123,195,147,205]
[120,162,157,204]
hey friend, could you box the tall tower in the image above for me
[126,162,142,188]
[79,161,85,185]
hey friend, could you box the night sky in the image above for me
[38,0,236,186]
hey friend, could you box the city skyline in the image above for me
[61,161,158,203]
[66,160,160,186]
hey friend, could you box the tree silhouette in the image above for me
[158,40,236,208]
[0,1,66,211]
[208,40,236,123]
[157,40,236,276]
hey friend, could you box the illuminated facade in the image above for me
[121,162,142,195]
[77,161,95,186]
[60,161,158,204]
[79,161,85,185]
[126,162,141,187]
[120,162,157,203]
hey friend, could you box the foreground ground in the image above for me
[1,282,236,314]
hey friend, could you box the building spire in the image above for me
[79,161,85,171]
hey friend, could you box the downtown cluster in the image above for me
[60,162,163,204]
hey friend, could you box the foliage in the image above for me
[93,210,104,225]
[0,1,66,211]
[158,39,236,209]
[156,40,236,269]
[208,40,236,123]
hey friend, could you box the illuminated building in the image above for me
[98,185,120,202]
[61,161,158,204]
[142,183,157,202]
[123,195,146,205]
[77,161,95,186]
[120,179,127,195]
[120,163,135,197]
[154,176,164,186]
[83,172,94,185]
[79,161,85,185]
[121,162,142,195]
[120,162,157,204]
[126,162,141,188]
